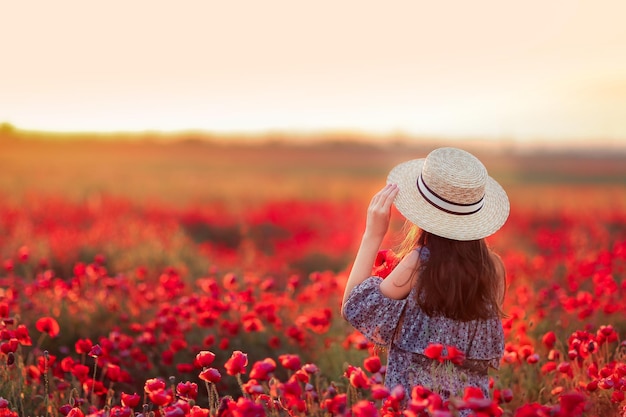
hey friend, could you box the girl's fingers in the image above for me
[374,184,396,201]
[369,184,398,212]
[377,184,398,205]
[364,184,398,237]
[383,184,399,208]
[370,185,389,205]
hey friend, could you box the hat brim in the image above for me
[387,159,510,241]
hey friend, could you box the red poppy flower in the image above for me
[83,379,107,396]
[373,249,400,279]
[224,351,248,376]
[242,313,264,332]
[586,380,599,392]
[108,406,132,417]
[226,397,265,417]
[189,406,210,417]
[548,349,560,361]
[17,246,29,263]
[351,400,378,417]
[348,367,370,389]
[223,273,238,290]
[170,338,187,353]
[444,345,466,365]
[144,378,166,394]
[286,326,306,345]
[542,331,556,349]
[558,392,587,415]
[557,362,573,377]
[26,364,41,381]
[161,349,174,365]
[199,367,222,384]
[423,343,444,361]
[35,317,60,338]
[249,358,276,381]
[105,364,121,382]
[88,344,103,358]
[242,379,264,396]
[371,384,390,400]
[219,338,230,350]
[37,353,56,372]
[514,403,551,417]
[177,363,195,374]
[463,386,485,401]
[292,369,310,383]
[363,356,382,373]
[541,361,557,375]
[500,388,513,403]
[202,335,215,347]
[94,254,105,265]
[302,308,332,334]
[526,353,540,364]
[278,354,301,371]
[74,339,93,355]
[121,392,141,407]
[322,393,347,415]
[302,363,319,374]
[282,376,303,398]
[15,325,32,346]
[268,336,281,349]
[0,302,8,318]
[148,388,173,406]
[72,364,90,382]
[611,391,625,403]
[0,339,18,354]
[66,408,85,417]
[58,357,74,373]
[177,381,198,400]
[195,350,216,368]
[597,325,618,344]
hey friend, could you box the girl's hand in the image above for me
[364,183,399,240]
[341,183,399,314]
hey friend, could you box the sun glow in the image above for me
[1,0,626,146]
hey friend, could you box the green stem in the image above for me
[43,350,50,417]
[91,357,98,405]
[205,381,218,415]
[236,374,248,398]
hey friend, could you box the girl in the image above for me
[341,147,509,403]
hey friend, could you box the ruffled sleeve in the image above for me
[342,277,407,347]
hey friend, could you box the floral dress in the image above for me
[342,250,504,402]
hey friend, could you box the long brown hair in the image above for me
[397,223,506,321]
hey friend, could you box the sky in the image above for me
[2,0,626,148]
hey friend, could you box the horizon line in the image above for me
[1,122,625,152]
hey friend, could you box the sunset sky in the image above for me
[1,0,626,147]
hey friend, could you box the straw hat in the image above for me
[387,147,509,241]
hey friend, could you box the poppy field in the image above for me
[1,135,626,416]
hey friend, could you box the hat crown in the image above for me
[421,147,487,205]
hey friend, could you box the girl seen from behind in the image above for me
[341,147,509,405]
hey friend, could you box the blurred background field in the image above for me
[2,130,625,213]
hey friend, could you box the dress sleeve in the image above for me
[342,276,408,347]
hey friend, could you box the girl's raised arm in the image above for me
[341,184,398,317]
